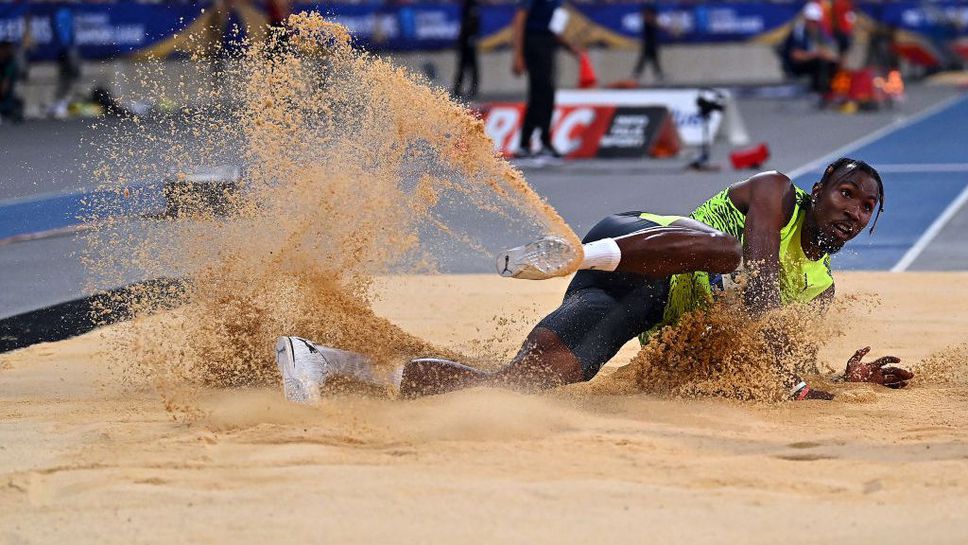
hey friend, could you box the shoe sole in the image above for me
[275,336,321,404]
[497,236,576,280]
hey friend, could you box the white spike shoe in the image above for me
[496,236,579,280]
[275,336,328,404]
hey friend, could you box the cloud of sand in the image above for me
[598,289,851,402]
[82,14,581,398]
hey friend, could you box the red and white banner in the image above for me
[479,88,748,158]
[481,103,679,159]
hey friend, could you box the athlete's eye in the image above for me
[841,189,850,198]
[864,203,873,212]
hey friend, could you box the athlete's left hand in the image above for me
[844,346,913,388]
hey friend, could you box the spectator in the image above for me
[50,6,80,119]
[830,0,856,63]
[512,0,580,158]
[781,2,839,99]
[0,41,25,123]
[632,5,664,83]
[452,0,480,99]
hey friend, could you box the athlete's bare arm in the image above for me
[726,171,797,314]
[727,173,841,399]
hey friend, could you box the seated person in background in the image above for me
[0,41,25,123]
[781,2,839,99]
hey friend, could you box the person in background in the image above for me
[452,0,481,99]
[49,5,80,119]
[830,0,856,64]
[0,41,25,123]
[511,0,581,159]
[632,5,664,84]
[781,2,839,101]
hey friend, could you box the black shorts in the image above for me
[535,212,670,380]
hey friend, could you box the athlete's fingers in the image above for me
[871,356,901,367]
[849,346,871,364]
[884,380,909,389]
[882,366,914,380]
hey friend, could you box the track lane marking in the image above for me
[891,183,968,272]
[786,93,968,180]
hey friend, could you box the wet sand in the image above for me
[1,272,967,544]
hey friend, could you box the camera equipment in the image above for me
[689,89,726,171]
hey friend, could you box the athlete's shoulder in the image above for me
[727,171,795,213]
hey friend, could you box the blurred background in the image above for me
[0,0,965,118]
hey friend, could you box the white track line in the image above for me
[891,183,968,272]
[784,93,968,272]
[785,93,968,180]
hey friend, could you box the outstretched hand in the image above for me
[845,346,913,389]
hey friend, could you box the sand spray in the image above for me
[83,14,579,402]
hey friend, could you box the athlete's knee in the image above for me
[506,327,585,387]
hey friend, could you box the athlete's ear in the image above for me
[811,182,823,201]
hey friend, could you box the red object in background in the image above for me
[893,42,941,68]
[480,103,681,159]
[578,52,597,89]
[952,38,968,63]
[649,114,682,158]
[730,143,770,170]
[848,68,875,102]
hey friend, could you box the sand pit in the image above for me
[2,271,967,544]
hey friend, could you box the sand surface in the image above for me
[2,272,967,544]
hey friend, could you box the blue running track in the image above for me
[791,93,968,271]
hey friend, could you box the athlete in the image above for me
[276,157,913,404]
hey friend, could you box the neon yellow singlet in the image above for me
[638,186,834,344]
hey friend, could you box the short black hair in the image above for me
[819,157,884,233]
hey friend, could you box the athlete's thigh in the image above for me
[534,282,666,381]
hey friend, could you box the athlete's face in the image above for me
[809,169,879,254]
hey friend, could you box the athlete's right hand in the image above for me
[844,346,913,389]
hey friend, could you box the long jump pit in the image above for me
[3,14,968,544]
[2,273,968,543]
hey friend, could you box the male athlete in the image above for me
[276,157,913,403]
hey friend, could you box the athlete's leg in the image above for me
[399,326,581,397]
[277,328,580,401]
[501,213,741,281]
[402,216,676,398]
[610,217,741,278]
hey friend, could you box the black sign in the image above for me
[596,106,668,159]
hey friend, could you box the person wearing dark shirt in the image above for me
[50,6,80,119]
[452,0,481,99]
[0,41,24,123]
[632,6,663,83]
[781,2,839,97]
[512,0,580,159]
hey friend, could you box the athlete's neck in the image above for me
[801,211,825,261]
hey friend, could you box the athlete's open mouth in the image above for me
[832,222,854,239]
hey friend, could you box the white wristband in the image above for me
[790,381,808,396]
[580,238,622,272]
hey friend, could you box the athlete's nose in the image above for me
[843,202,862,223]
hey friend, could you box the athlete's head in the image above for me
[806,157,884,255]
